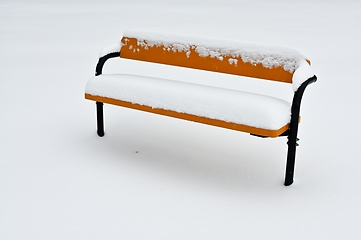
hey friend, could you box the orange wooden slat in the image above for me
[120,37,294,83]
[85,93,289,138]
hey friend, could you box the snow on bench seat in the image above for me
[85,74,291,136]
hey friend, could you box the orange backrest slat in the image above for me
[120,37,294,83]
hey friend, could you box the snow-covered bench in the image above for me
[85,30,317,186]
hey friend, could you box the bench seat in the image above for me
[85,74,291,137]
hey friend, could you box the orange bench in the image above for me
[85,30,317,186]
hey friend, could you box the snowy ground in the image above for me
[1,0,361,239]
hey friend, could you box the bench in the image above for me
[85,30,317,186]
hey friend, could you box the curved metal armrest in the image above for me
[291,75,317,119]
[95,52,120,76]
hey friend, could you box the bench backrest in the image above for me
[119,30,311,84]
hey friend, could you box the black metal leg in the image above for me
[285,136,298,186]
[96,102,104,137]
[284,100,301,186]
[284,76,317,186]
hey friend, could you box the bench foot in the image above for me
[96,102,104,137]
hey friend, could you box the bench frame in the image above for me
[88,46,317,186]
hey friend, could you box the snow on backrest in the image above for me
[120,30,311,84]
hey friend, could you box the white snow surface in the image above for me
[86,74,291,130]
[124,30,309,75]
[2,1,361,240]
[99,41,121,58]
[292,60,315,91]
